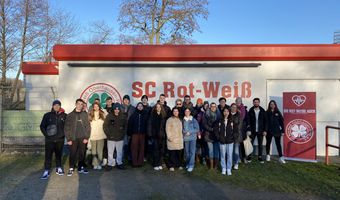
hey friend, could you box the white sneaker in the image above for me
[178,167,183,170]
[222,169,226,175]
[41,170,50,179]
[93,166,98,170]
[169,167,175,171]
[154,167,160,171]
[97,165,102,170]
[279,157,286,164]
[56,167,64,176]
[266,155,271,162]
[233,164,239,170]
[102,158,108,166]
[158,166,163,170]
[187,167,194,172]
[227,169,232,176]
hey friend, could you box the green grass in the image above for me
[1,154,339,199]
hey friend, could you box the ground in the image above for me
[0,154,339,200]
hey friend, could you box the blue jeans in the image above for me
[233,143,240,165]
[207,141,220,159]
[184,140,196,168]
[220,143,234,170]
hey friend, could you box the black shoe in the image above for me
[40,170,50,180]
[105,165,113,171]
[67,168,74,177]
[258,157,264,164]
[117,164,125,170]
[78,166,89,174]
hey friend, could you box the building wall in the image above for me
[54,60,340,156]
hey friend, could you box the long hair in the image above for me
[221,107,231,120]
[267,100,282,114]
[88,102,105,121]
[152,103,166,118]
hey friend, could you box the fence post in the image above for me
[0,86,3,154]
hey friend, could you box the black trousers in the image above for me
[250,133,264,159]
[103,139,108,159]
[266,134,283,157]
[153,139,165,167]
[168,150,182,168]
[69,138,86,169]
[44,140,64,170]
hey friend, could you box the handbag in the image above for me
[244,136,253,156]
[46,124,57,136]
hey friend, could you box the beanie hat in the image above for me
[52,100,61,106]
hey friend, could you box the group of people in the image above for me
[39,93,285,179]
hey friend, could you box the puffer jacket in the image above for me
[103,112,127,141]
[40,108,67,142]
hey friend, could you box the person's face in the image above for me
[76,101,83,111]
[53,104,61,112]
[231,105,237,113]
[203,104,209,110]
[197,102,203,107]
[142,98,148,104]
[236,98,242,107]
[114,108,120,115]
[106,99,112,106]
[123,98,130,106]
[184,109,191,117]
[223,109,230,118]
[210,104,217,112]
[137,103,143,111]
[173,109,179,117]
[253,100,260,107]
[156,104,162,112]
[93,104,100,111]
[176,101,182,107]
[270,102,276,110]
[159,95,165,103]
[220,99,226,106]
[184,97,191,104]
[95,100,100,104]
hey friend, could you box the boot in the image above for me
[209,159,214,170]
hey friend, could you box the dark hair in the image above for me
[221,107,231,119]
[152,103,166,118]
[88,102,105,121]
[95,98,100,101]
[159,94,166,97]
[184,95,191,99]
[267,100,281,113]
[141,95,148,101]
[219,97,226,102]
[253,97,260,102]
[210,102,217,106]
[76,98,84,104]
[184,107,193,114]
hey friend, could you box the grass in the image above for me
[1,154,339,199]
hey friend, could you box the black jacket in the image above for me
[214,118,237,144]
[266,110,284,136]
[127,109,148,135]
[248,106,267,134]
[147,112,166,140]
[230,112,242,143]
[202,110,221,142]
[64,109,91,141]
[103,112,127,141]
[40,109,67,142]
[157,100,172,118]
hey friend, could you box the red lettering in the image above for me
[177,86,187,98]
[145,81,156,98]
[221,86,232,98]
[242,81,251,98]
[189,83,195,98]
[233,81,239,98]
[202,82,220,98]
[132,81,143,98]
[163,82,175,98]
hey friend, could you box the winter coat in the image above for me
[127,109,148,135]
[147,112,167,140]
[238,104,250,140]
[202,109,221,142]
[214,118,238,144]
[266,110,284,137]
[182,116,200,142]
[166,117,184,150]
[89,111,107,141]
[103,112,127,141]
[157,100,172,118]
[248,106,267,135]
[40,108,67,142]
[64,109,91,141]
[230,111,242,143]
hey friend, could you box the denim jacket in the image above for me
[182,116,200,142]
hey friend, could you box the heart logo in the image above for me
[292,95,306,107]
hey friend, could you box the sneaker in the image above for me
[97,165,102,170]
[178,167,183,170]
[56,167,64,176]
[158,166,163,170]
[105,165,113,171]
[222,169,226,175]
[259,157,264,164]
[102,158,108,166]
[93,166,98,170]
[78,167,89,174]
[117,164,125,170]
[187,167,194,172]
[227,169,232,176]
[169,167,175,172]
[266,155,271,162]
[40,170,50,180]
[233,164,239,170]
[67,168,74,177]
[279,157,286,164]
[153,167,160,171]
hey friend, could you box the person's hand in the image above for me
[281,133,285,136]
[198,134,202,139]
[83,139,88,144]
[246,131,251,136]
[67,141,72,145]
[263,131,267,136]
[186,132,190,136]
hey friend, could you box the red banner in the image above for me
[283,92,317,162]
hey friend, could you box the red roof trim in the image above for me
[53,44,340,61]
[22,62,59,75]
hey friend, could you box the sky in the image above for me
[49,0,340,44]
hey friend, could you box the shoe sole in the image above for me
[40,176,50,180]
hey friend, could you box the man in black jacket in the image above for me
[64,99,91,176]
[40,100,67,179]
[248,98,267,163]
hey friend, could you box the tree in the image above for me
[83,20,114,44]
[118,0,209,44]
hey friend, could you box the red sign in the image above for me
[283,92,317,161]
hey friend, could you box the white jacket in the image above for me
[89,111,107,141]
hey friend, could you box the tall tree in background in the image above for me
[118,0,209,44]
[83,20,114,44]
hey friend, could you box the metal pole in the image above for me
[325,126,329,165]
[0,86,3,154]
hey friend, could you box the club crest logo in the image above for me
[80,83,122,109]
[292,95,306,107]
[286,119,313,144]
